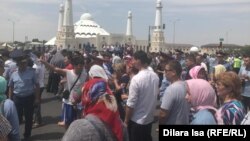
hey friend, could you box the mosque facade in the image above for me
[46,0,172,53]
[47,0,241,54]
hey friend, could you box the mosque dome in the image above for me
[80,13,93,20]
[60,4,64,8]
[75,13,110,38]
[190,46,199,52]
[59,4,64,12]
[157,0,162,4]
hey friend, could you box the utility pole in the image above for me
[172,19,180,49]
[148,25,157,53]
[8,19,15,43]
[148,26,151,53]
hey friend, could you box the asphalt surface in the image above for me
[20,93,65,141]
[20,73,159,141]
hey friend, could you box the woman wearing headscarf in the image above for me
[211,64,226,82]
[62,65,127,141]
[189,66,208,80]
[215,72,246,125]
[186,79,218,124]
[0,76,20,141]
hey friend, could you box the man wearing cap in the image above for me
[8,49,40,140]
[174,49,185,70]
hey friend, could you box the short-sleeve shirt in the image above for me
[33,63,45,88]
[161,81,190,124]
[127,69,159,125]
[1,99,20,141]
[218,100,245,125]
[63,69,87,105]
[8,67,38,97]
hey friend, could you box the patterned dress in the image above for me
[217,100,246,125]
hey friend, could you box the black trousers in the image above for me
[47,72,61,94]
[128,120,153,141]
[13,95,35,138]
[242,96,250,111]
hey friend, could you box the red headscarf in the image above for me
[82,78,123,141]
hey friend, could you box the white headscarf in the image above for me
[89,65,108,81]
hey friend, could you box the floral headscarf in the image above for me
[82,78,123,141]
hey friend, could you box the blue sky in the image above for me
[0,0,249,46]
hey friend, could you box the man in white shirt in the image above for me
[32,51,46,127]
[125,51,159,141]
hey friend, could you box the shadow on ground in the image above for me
[29,132,64,140]
[41,95,60,104]
[42,116,61,125]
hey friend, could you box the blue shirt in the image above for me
[9,67,38,97]
[190,109,217,125]
[159,77,170,102]
[239,66,250,97]
[2,99,20,141]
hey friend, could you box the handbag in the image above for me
[62,71,82,99]
[62,90,70,99]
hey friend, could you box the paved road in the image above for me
[20,91,159,141]
[20,93,65,141]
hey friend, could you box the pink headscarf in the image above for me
[189,66,203,79]
[186,79,217,113]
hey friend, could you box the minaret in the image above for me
[124,11,135,48]
[126,11,132,36]
[58,4,64,32]
[55,4,64,50]
[56,0,75,50]
[154,0,163,31]
[63,0,73,26]
[150,0,165,53]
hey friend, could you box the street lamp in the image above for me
[225,29,231,44]
[172,19,180,48]
[148,25,155,53]
[8,19,16,43]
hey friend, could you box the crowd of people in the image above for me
[0,46,250,141]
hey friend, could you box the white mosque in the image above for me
[46,0,196,53]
